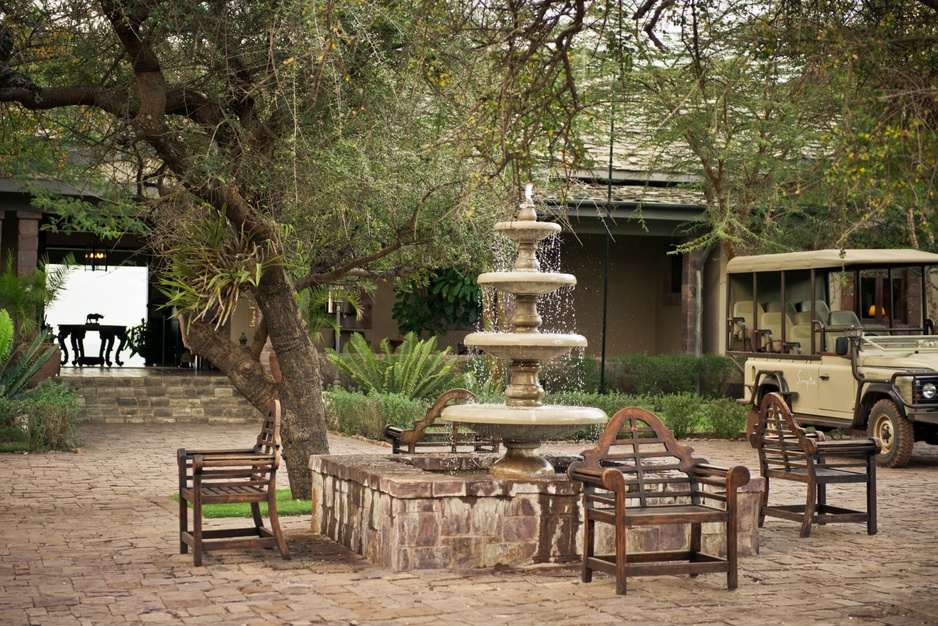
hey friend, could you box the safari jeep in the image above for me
[727,249,938,467]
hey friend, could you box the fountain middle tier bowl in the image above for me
[463,332,587,361]
[441,404,608,442]
[477,271,576,296]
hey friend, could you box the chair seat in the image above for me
[589,503,728,526]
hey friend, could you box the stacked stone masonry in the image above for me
[65,372,263,423]
[310,454,764,572]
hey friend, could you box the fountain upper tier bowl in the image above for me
[477,271,575,296]
[463,332,586,361]
[494,219,560,243]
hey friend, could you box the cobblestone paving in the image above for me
[2,422,938,625]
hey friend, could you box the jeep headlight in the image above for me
[913,378,938,402]
[922,382,937,400]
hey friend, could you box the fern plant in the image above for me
[0,310,56,400]
[327,332,463,400]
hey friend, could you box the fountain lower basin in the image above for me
[442,403,607,476]
[309,453,764,572]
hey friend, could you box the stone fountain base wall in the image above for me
[309,454,765,572]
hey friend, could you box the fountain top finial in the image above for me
[518,185,537,222]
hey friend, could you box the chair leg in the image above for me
[179,493,189,555]
[758,478,769,528]
[800,481,816,538]
[614,520,627,595]
[867,459,877,535]
[193,493,203,567]
[726,515,739,590]
[817,482,827,525]
[582,517,594,583]
[266,493,291,560]
[251,502,264,531]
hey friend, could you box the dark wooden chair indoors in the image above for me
[567,407,751,595]
[750,392,880,538]
[383,388,500,454]
[177,399,291,566]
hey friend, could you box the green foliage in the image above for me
[173,489,310,518]
[655,392,701,440]
[698,398,747,440]
[392,269,482,336]
[301,284,374,344]
[323,389,428,439]
[126,319,148,359]
[0,379,79,452]
[0,310,56,401]
[0,255,75,343]
[328,332,463,400]
[607,353,739,397]
[157,210,286,331]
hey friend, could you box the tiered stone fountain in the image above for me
[441,186,607,476]
[309,188,762,572]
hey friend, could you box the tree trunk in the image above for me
[252,266,329,499]
[180,266,328,499]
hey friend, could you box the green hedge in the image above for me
[323,389,429,440]
[0,379,80,452]
[320,388,749,442]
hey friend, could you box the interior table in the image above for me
[57,324,128,367]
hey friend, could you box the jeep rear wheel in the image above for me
[868,399,914,468]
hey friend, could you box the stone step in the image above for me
[62,369,263,424]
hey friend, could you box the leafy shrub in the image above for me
[0,379,80,452]
[654,392,701,439]
[697,354,740,398]
[328,332,463,399]
[323,389,428,439]
[699,398,747,439]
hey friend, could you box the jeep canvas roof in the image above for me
[726,249,938,274]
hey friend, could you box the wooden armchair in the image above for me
[177,399,291,566]
[567,407,751,595]
[383,389,499,454]
[750,393,880,538]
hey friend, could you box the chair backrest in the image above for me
[789,323,816,354]
[749,393,817,473]
[254,399,282,460]
[572,407,705,505]
[798,300,831,324]
[829,309,862,327]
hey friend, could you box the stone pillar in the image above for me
[16,210,41,275]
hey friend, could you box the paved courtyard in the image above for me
[2,421,938,625]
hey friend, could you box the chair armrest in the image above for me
[179,447,257,458]
[566,463,604,487]
[692,463,751,490]
[816,438,882,456]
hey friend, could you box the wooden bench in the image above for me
[750,392,880,538]
[383,388,500,454]
[567,407,751,595]
[177,399,291,566]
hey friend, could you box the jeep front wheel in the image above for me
[868,399,914,468]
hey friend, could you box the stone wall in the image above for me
[310,454,764,572]
[65,372,262,423]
